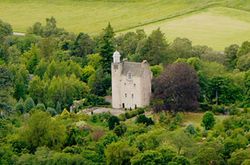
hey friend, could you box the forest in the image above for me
[0,17,250,164]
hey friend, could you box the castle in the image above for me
[111,51,152,109]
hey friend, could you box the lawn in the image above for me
[0,0,249,50]
[182,112,228,128]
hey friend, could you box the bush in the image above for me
[228,106,240,115]
[118,114,126,121]
[212,105,227,114]
[46,107,57,116]
[24,97,35,112]
[125,110,138,119]
[114,123,127,137]
[201,111,215,130]
[36,103,46,111]
[199,102,212,111]
[108,116,120,130]
[15,102,24,114]
[185,124,197,136]
[136,115,154,126]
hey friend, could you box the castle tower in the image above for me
[112,51,122,108]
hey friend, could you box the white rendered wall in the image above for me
[111,63,122,108]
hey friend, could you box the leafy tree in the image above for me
[0,19,12,40]
[136,114,154,126]
[15,99,25,114]
[26,45,40,74]
[114,123,127,137]
[28,76,45,104]
[36,103,46,111]
[150,64,163,77]
[137,28,168,65]
[170,130,193,155]
[237,41,250,57]
[0,66,14,114]
[24,97,35,112]
[193,146,224,165]
[105,141,138,165]
[22,111,66,151]
[34,59,48,78]
[108,115,120,130]
[244,70,250,106]
[89,67,111,96]
[87,53,103,69]
[201,111,215,130]
[236,53,250,71]
[46,75,89,108]
[71,32,94,57]
[170,37,193,59]
[208,76,242,105]
[131,150,164,165]
[98,23,115,73]
[153,63,200,112]
[228,148,250,165]
[224,44,239,70]
[172,156,190,165]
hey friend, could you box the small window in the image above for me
[127,72,132,80]
[124,83,126,86]
[134,84,136,87]
[125,93,127,97]
[132,94,134,98]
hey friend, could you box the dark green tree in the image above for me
[237,41,250,57]
[71,32,94,57]
[201,111,215,130]
[224,44,239,70]
[24,97,35,112]
[0,19,13,40]
[98,23,115,73]
[108,115,120,130]
[137,28,168,65]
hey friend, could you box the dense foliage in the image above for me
[0,18,249,164]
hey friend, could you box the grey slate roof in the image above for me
[121,61,145,77]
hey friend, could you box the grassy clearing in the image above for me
[0,0,218,33]
[0,0,249,50]
[182,112,227,128]
[128,7,250,50]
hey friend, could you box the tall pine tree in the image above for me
[98,23,115,74]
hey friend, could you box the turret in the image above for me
[113,50,121,64]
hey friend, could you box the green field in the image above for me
[0,0,250,50]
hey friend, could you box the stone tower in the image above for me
[111,51,152,109]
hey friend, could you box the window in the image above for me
[134,84,136,87]
[127,72,132,80]
[125,93,127,97]
[132,94,134,98]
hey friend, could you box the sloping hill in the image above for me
[0,0,249,50]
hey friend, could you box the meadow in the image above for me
[0,0,250,49]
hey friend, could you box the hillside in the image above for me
[0,0,249,49]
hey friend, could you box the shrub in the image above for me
[24,97,35,112]
[172,156,190,165]
[15,102,24,114]
[36,103,46,111]
[212,105,227,114]
[185,124,197,136]
[118,114,126,121]
[114,123,127,137]
[136,115,154,126]
[201,111,215,130]
[108,116,120,130]
[46,107,57,116]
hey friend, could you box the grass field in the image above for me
[0,0,249,50]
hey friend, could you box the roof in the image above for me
[121,61,149,77]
